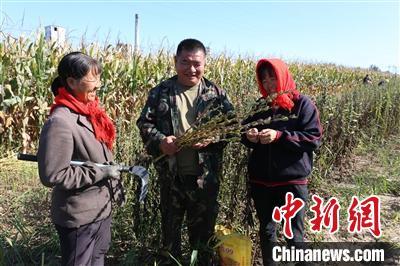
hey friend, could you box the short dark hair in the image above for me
[176,38,206,56]
[51,52,102,96]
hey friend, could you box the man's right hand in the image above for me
[159,135,178,155]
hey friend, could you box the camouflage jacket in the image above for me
[136,75,234,184]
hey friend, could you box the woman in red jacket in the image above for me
[242,58,322,265]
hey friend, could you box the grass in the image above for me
[334,136,400,197]
[0,158,59,265]
[308,135,400,243]
[2,134,399,264]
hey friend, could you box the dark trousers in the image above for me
[251,184,308,266]
[159,174,219,265]
[55,216,112,266]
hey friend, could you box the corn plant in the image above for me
[1,33,399,264]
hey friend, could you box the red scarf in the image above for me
[50,87,116,150]
[256,58,300,111]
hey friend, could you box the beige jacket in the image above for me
[38,106,122,228]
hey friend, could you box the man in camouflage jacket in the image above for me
[137,39,234,265]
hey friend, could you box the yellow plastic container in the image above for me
[215,225,252,266]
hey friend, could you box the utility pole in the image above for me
[134,13,139,54]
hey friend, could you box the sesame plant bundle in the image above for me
[154,92,296,162]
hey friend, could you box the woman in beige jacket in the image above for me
[37,52,123,266]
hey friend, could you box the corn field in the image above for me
[0,34,399,264]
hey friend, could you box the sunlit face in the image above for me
[175,49,206,87]
[68,68,101,104]
[260,67,277,95]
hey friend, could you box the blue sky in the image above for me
[1,0,399,72]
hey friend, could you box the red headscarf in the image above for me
[50,87,116,150]
[256,58,300,111]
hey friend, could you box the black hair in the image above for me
[51,52,102,96]
[257,61,276,82]
[176,38,206,57]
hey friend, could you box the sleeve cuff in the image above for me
[273,130,282,142]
